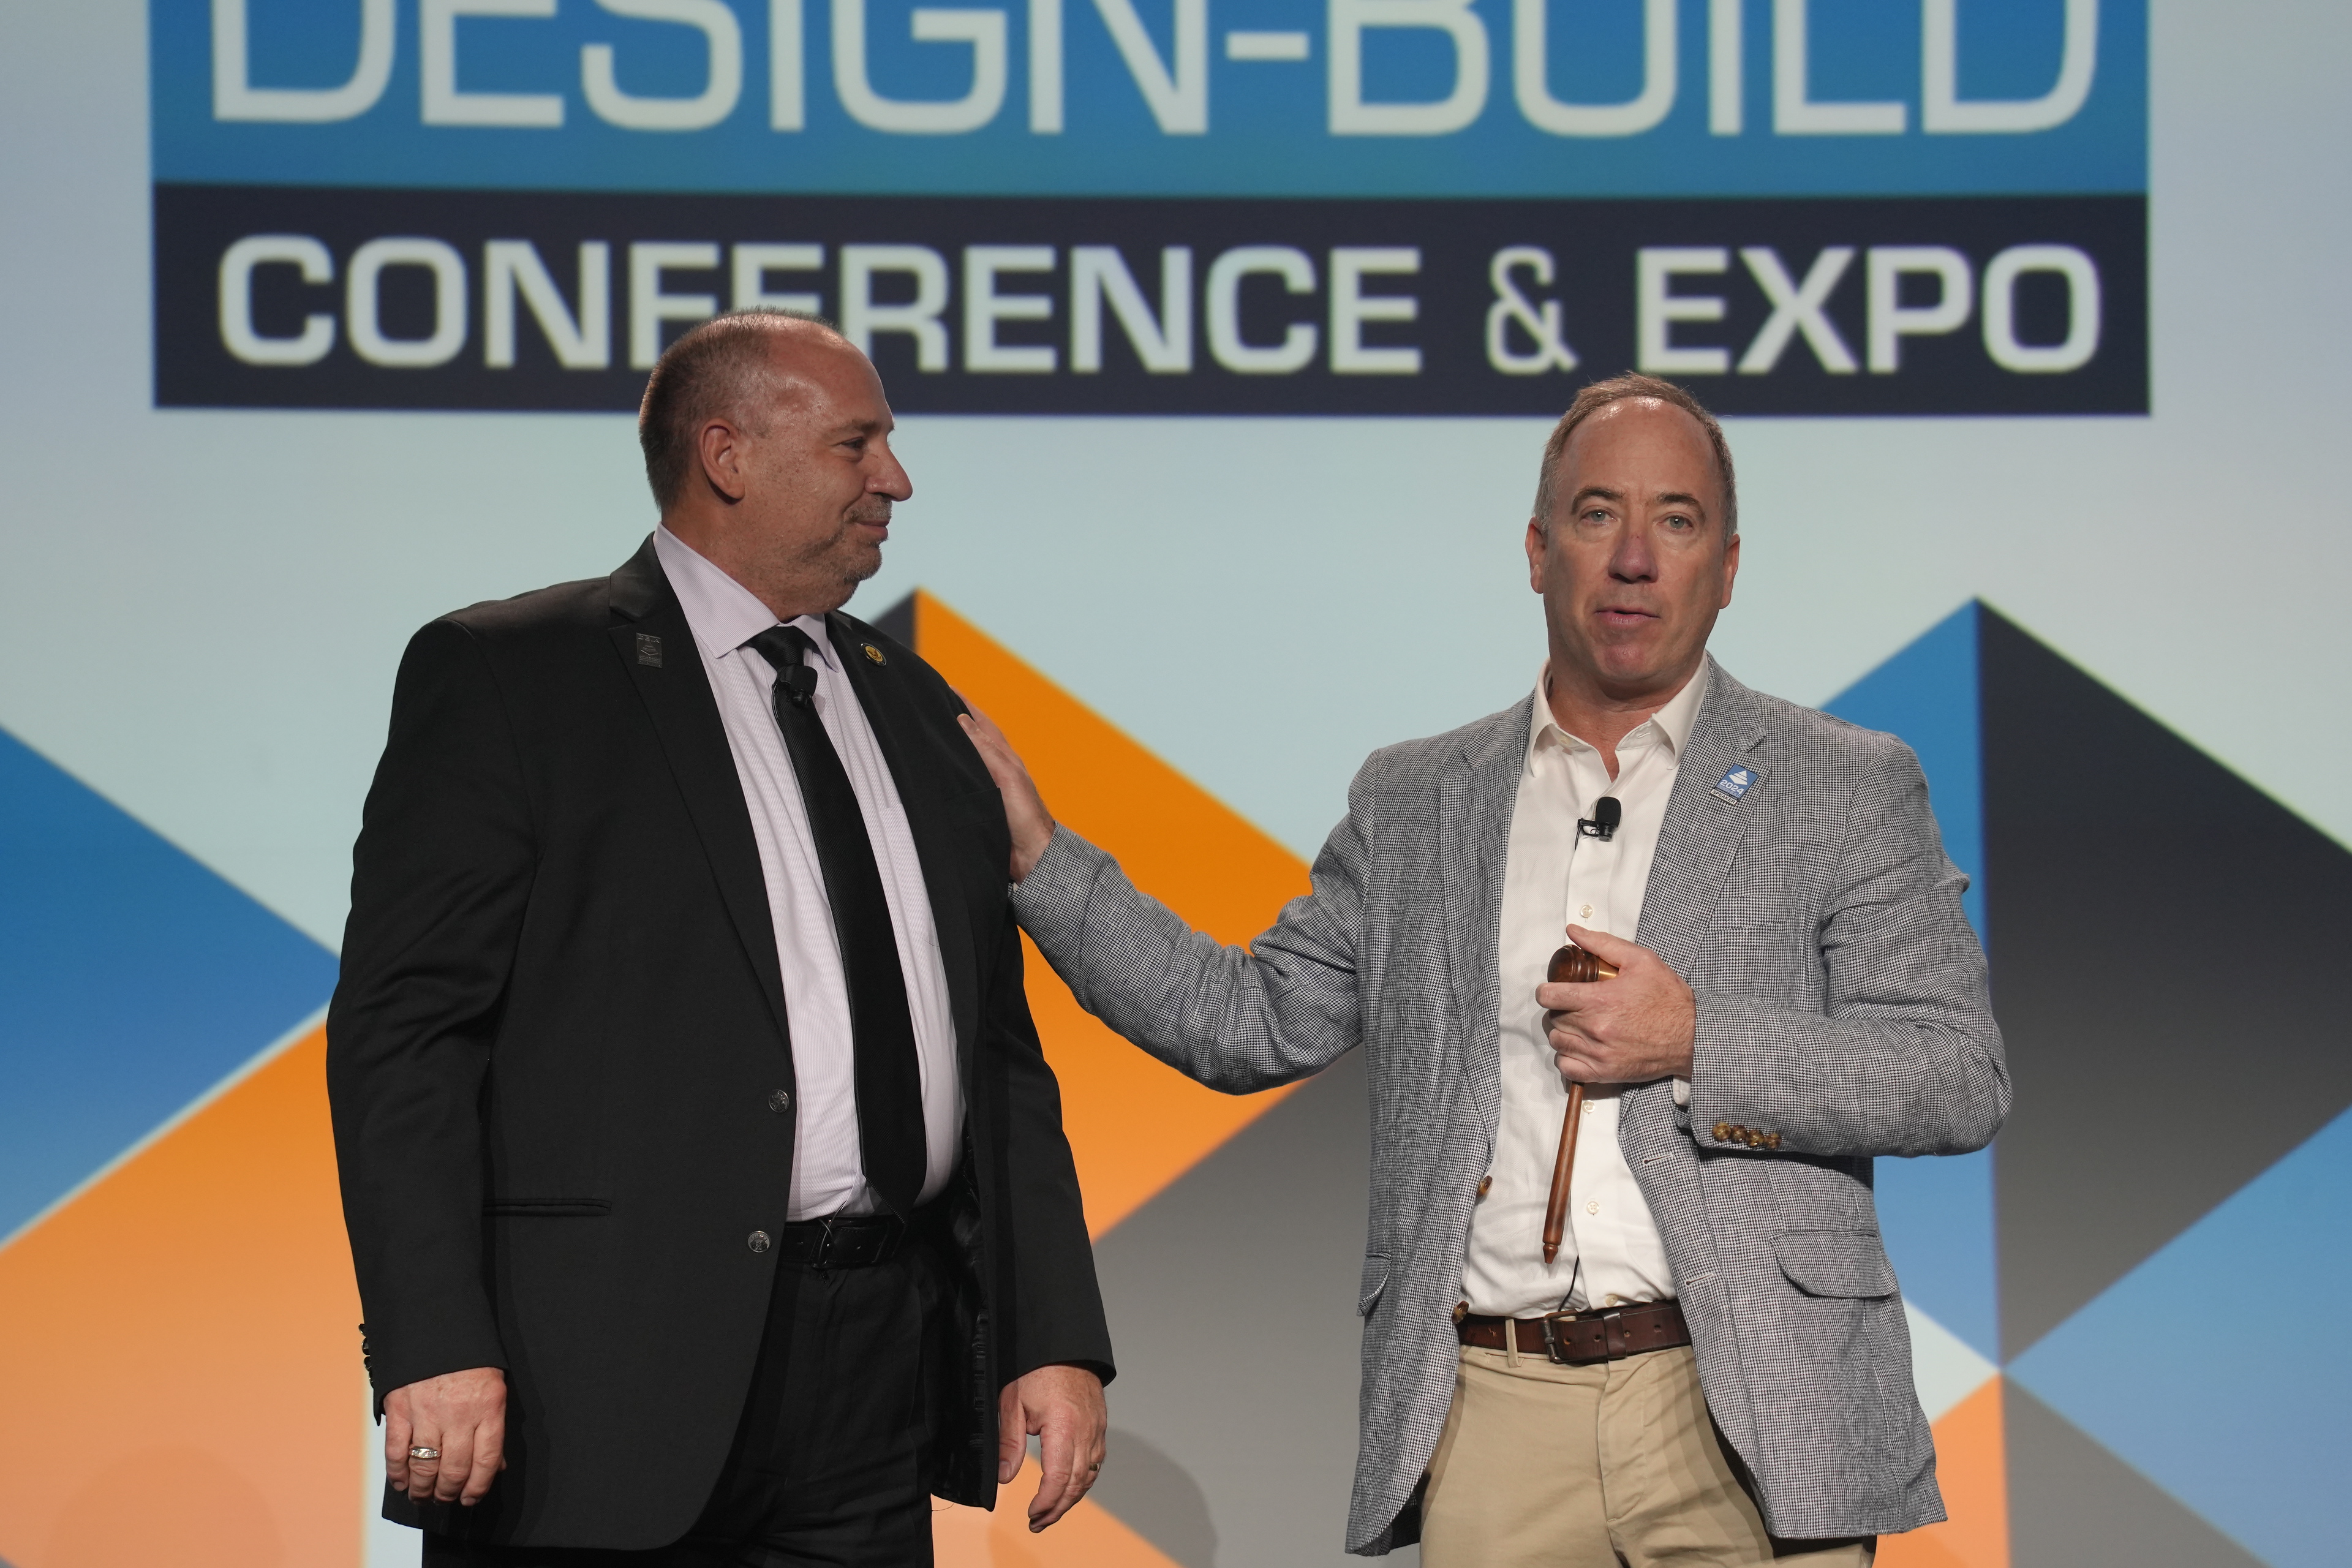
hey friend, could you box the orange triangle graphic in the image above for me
[934,1457,1186,1568]
[910,590,1313,1238]
[0,1027,362,1568]
[1879,1376,2009,1568]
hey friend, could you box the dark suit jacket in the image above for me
[326,538,1112,1548]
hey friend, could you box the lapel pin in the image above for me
[636,633,663,668]
[861,643,886,665]
[1712,765,1755,802]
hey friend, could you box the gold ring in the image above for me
[409,1446,441,1461]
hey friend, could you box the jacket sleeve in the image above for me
[982,911,1117,1384]
[1684,737,2010,1159]
[326,619,534,1408]
[1008,761,1374,1095]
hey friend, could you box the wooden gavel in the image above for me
[1542,938,1618,1265]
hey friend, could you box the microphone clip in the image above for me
[778,663,820,707]
[1576,795,1623,842]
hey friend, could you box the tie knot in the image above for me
[749,624,821,706]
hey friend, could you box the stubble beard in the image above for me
[818,503,891,596]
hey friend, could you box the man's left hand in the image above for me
[1539,925,1696,1084]
[997,1363,1107,1532]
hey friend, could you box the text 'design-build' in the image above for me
[152,0,2149,417]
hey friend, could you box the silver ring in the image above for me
[409,1446,442,1461]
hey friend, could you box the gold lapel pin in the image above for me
[862,643,886,665]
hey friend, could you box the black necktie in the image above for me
[747,624,925,1216]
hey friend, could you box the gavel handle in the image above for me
[1542,1082,1584,1265]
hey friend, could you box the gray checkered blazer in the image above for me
[1011,658,2007,1553]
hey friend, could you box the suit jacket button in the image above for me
[1747,1130,1765,1148]
[1713,1122,1733,1143]
[747,1231,772,1253]
[767,1089,792,1114]
[1477,1175,1492,1197]
[1764,1132,1782,1150]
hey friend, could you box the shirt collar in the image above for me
[652,526,839,671]
[1528,659,1711,766]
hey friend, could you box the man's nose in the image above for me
[871,442,914,502]
[1609,528,1657,580]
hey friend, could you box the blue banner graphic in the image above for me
[154,0,2144,198]
[148,1,2148,413]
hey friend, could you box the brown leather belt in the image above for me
[1457,1300,1690,1365]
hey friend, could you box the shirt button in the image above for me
[767,1088,792,1114]
[747,1231,772,1253]
[1605,1294,1624,1307]
[1580,904,1594,920]
[1585,1200,1600,1216]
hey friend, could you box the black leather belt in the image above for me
[1457,1299,1691,1365]
[773,1213,906,1270]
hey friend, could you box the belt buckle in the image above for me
[810,1215,839,1271]
[1540,1307,1624,1365]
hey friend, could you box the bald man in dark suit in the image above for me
[329,312,1112,1566]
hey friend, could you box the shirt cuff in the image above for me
[1673,1076,1690,1107]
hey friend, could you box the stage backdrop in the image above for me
[1,2,2347,1566]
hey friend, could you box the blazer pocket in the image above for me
[484,1198,612,1218]
[1772,1229,1898,1298]
[1357,1253,1391,1317]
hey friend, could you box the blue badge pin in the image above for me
[1713,766,1756,802]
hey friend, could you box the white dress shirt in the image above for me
[653,527,962,1220]
[1460,662,1709,1318]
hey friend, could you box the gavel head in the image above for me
[1548,943,1618,984]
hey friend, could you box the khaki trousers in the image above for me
[1420,1343,1875,1568]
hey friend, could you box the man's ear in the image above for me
[696,417,750,503]
[1525,516,1549,594]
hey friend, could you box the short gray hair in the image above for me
[1532,373,1739,537]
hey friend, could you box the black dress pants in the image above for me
[425,1213,956,1568]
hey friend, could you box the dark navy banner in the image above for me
[156,183,2144,415]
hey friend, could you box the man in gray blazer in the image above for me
[959,374,2007,1566]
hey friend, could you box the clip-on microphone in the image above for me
[778,662,820,706]
[1577,795,1623,842]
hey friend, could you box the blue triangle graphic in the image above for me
[2008,1104,2352,1568]
[1823,601,1999,1365]
[1823,601,1985,941]
[0,725,337,1243]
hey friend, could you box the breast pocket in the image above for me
[1773,1229,1898,1298]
